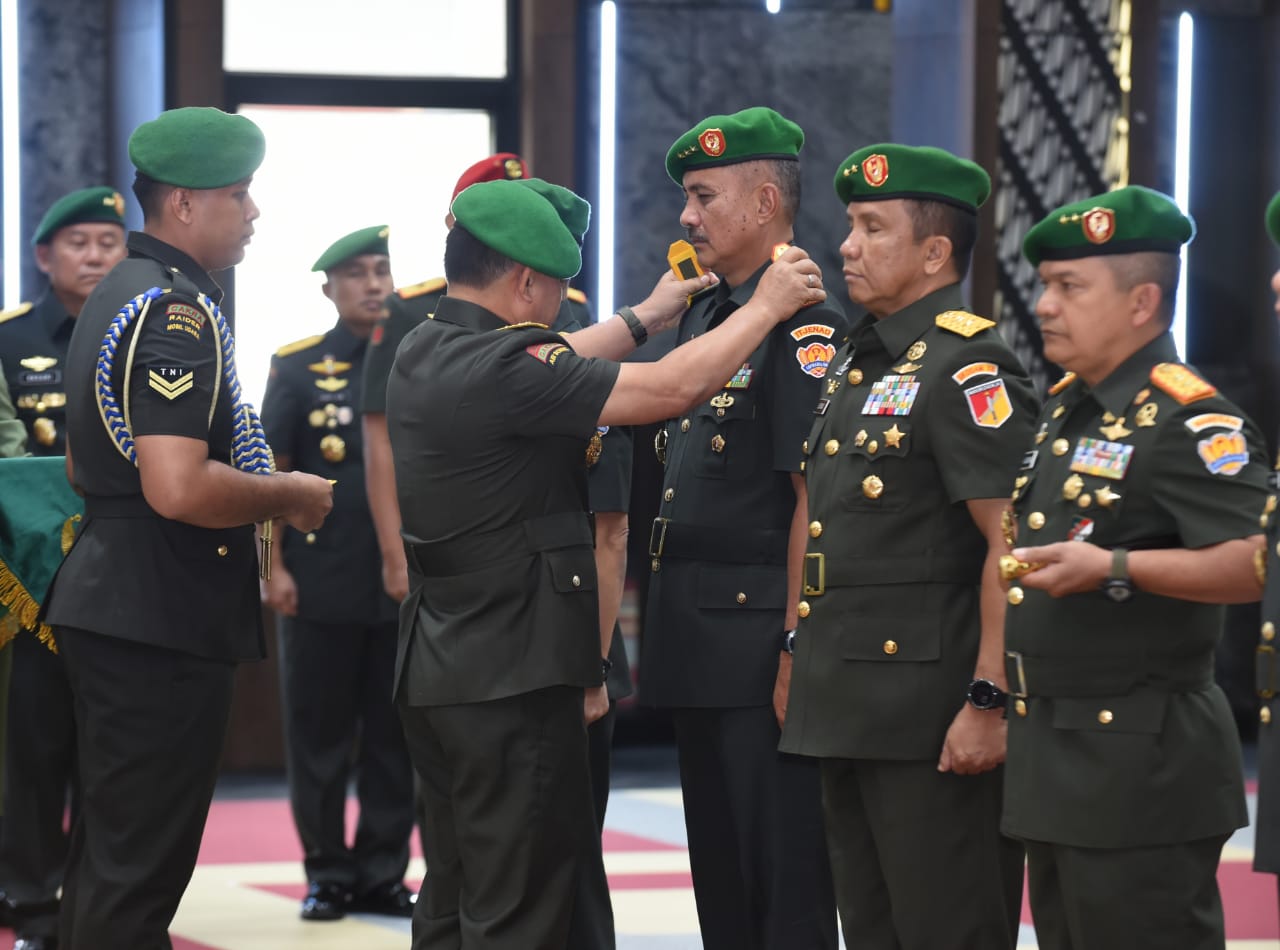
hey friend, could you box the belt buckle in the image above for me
[1006,651,1028,699]
[803,552,825,596]
[649,517,669,558]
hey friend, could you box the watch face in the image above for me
[968,679,1001,709]
[1103,580,1133,604]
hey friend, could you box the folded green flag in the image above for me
[0,456,83,652]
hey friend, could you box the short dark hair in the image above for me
[903,198,978,278]
[131,172,173,222]
[1103,252,1180,327]
[771,159,801,224]
[443,225,517,288]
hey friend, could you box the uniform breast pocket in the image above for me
[545,548,598,594]
[838,420,912,513]
[689,393,759,481]
[1050,689,1167,734]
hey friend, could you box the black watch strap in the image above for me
[616,306,648,346]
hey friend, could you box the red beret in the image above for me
[451,153,529,201]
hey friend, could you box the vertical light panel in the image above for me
[766,0,782,13]
[1,0,20,307]
[1172,11,1194,358]
[596,0,618,318]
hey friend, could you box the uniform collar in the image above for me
[431,296,509,333]
[127,231,224,303]
[325,319,369,360]
[864,283,965,357]
[1083,332,1180,417]
[34,293,74,341]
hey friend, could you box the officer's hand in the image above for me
[938,704,1006,775]
[382,552,409,602]
[282,471,334,533]
[773,651,792,729]
[584,685,609,725]
[261,564,298,617]
[755,245,826,320]
[628,270,720,338]
[1012,542,1110,597]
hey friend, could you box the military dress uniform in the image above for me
[0,368,25,457]
[261,321,415,906]
[0,296,73,456]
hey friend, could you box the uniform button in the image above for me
[1007,586,1024,605]
[1077,493,1092,509]
[571,575,582,588]
[1264,622,1276,642]
[1262,512,1271,530]
[862,475,884,499]
[680,418,691,433]
[809,521,823,538]
[651,558,661,573]
[825,439,840,456]
[882,640,898,655]
[1097,709,1113,725]
[1052,405,1065,418]
[802,439,809,456]
[1263,706,1273,725]
[1267,495,1278,515]
[216,545,229,557]
[1028,512,1045,530]
[797,600,811,619]
[305,532,317,544]
[736,592,747,604]
[664,488,674,502]
[1052,438,1070,456]
[848,369,864,384]
[1015,699,1028,717]
[867,440,879,455]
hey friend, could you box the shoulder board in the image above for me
[566,287,588,304]
[274,334,326,358]
[1150,362,1216,405]
[0,301,34,325]
[935,310,995,338]
[1047,371,1077,395]
[397,277,446,300]
[500,321,551,331]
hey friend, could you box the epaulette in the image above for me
[1047,371,1077,395]
[567,287,588,305]
[1150,362,1216,405]
[499,321,551,331]
[0,302,34,325]
[274,334,325,358]
[935,310,995,338]
[397,277,446,300]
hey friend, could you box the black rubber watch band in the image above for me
[616,306,648,347]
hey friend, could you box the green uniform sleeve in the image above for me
[0,364,28,458]
[770,303,849,473]
[125,294,221,441]
[499,334,621,440]
[260,356,303,463]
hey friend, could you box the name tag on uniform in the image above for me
[1069,437,1133,480]
[814,398,830,416]
[861,374,919,416]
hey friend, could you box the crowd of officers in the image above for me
[0,101,1277,950]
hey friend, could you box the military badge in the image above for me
[148,366,194,401]
[320,433,346,464]
[106,191,125,217]
[711,434,726,453]
[964,378,1013,428]
[1196,429,1249,476]
[833,355,854,378]
[18,356,57,373]
[1067,516,1095,542]
[951,361,997,385]
[1048,371,1077,395]
[308,357,352,376]
[526,342,570,366]
[504,158,524,179]
[1135,402,1159,427]
[1151,362,1216,404]
[883,424,905,448]
[698,128,725,157]
[1184,412,1243,435]
[796,341,836,378]
[1069,437,1134,480]
[370,323,385,347]
[163,302,206,340]
[710,392,735,416]
[1082,207,1116,244]
[862,153,889,187]
[861,375,919,416]
[725,363,753,390]
[790,324,835,342]
[314,377,348,393]
[31,417,56,446]
[586,427,607,467]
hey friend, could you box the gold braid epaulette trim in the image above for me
[0,301,34,325]
[398,277,447,300]
[274,334,326,358]
[1048,371,1077,395]
[500,322,551,331]
[935,310,996,338]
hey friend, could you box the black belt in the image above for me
[84,494,156,518]
[1005,650,1215,699]
[802,551,979,595]
[648,517,788,566]
[406,511,593,576]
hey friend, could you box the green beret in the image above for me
[32,186,126,245]
[128,107,266,189]
[514,179,591,245]
[665,107,803,185]
[1022,185,1194,267]
[451,179,583,279]
[833,143,990,213]
[1266,191,1280,247]
[311,225,391,273]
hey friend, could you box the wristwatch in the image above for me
[966,678,1008,712]
[782,629,796,655]
[616,306,648,347]
[1100,547,1133,603]
[601,656,614,678]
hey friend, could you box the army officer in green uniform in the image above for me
[0,186,126,950]
[387,177,826,949]
[0,370,23,457]
[779,144,1035,950]
[1004,185,1268,950]
[260,226,415,921]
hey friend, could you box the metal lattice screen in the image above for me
[994,0,1132,388]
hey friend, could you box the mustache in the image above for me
[685,229,708,243]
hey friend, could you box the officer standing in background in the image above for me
[260,226,415,922]
[41,107,333,950]
[0,186,125,950]
[1005,185,1267,950]
[780,144,1034,950]
[1251,188,1280,917]
[639,106,841,950]
[0,371,23,457]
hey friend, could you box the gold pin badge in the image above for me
[906,341,927,361]
[854,429,868,447]
[893,361,921,374]
[867,440,879,455]
[710,393,734,417]
[827,378,840,395]
[1135,403,1158,428]
[1062,474,1084,501]
[1133,388,1151,404]
[32,417,56,446]
[883,424,904,448]
[1052,439,1070,456]
[1077,493,1092,508]
[320,434,346,463]
[1099,418,1133,440]
[1001,507,1017,547]
[711,434,726,453]
[1052,405,1066,419]
[308,409,327,428]
[586,430,604,466]
[848,368,864,384]
[1095,485,1121,508]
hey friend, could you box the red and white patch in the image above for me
[525,342,570,366]
[862,153,889,187]
[370,323,385,346]
[963,378,1013,428]
[698,128,725,157]
[1083,207,1115,244]
[795,341,836,378]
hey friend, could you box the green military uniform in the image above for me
[0,368,25,457]
[1004,186,1267,950]
[0,296,73,456]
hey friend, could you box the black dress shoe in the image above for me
[350,881,416,917]
[14,938,58,950]
[299,882,351,921]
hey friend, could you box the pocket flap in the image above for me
[695,563,787,610]
[840,614,941,662]
[546,549,597,594]
[1051,689,1168,734]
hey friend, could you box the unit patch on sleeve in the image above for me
[951,362,998,385]
[526,342,570,366]
[796,341,836,378]
[861,375,920,416]
[790,324,835,342]
[1185,414,1249,476]
[963,378,1013,428]
[148,366,194,400]
[163,302,206,340]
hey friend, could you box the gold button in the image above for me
[572,575,582,588]
[1007,586,1024,605]
[1097,709,1113,725]
[305,532,317,544]
[1263,706,1273,725]
[802,439,809,455]
[868,440,879,454]
[862,475,884,499]
[1052,438,1070,456]
[1028,512,1045,530]
[883,640,898,655]
[1263,513,1271,530]
[797,600,811,618]
[651,558,661,573]
[680,418,691,432]
[848,369,864,384]
[1077,494,1092,509]
[216,545,229,557]
[1264,622,1276,642]
[1268,495,1278,514]
[809,521,823,538]
[1052,405,1065,418]
[736,592,747,604]
[664,488,674,502]
[1015,699,1027,717]
[825,439,840,456]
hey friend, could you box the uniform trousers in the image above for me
[819,757,1023,950]
[0,632,76,938]
[55,625,234,950]
[278,617,413,893]
[399,685,609,950]
[566,701,617,950]
[1023,835,1229,950]
[672,705,837,950]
